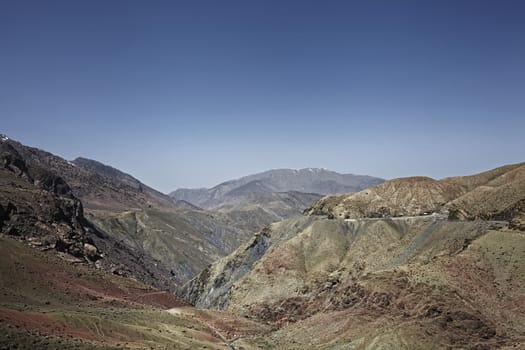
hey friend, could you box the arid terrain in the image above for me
[1,135,525,349]
[0,237,271,350]
[183,163,525,349]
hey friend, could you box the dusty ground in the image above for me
[0,237,269,350]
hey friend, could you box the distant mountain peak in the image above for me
[170,168,384,210]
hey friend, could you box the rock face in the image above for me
[171,168,384,210]
[0,140,94,259]
[0,137,176,291]
[179,227,273,309]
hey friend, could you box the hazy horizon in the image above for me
[2,1,524,192]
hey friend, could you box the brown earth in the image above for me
[182,214,525,349]
[306,162,525,224]
[0,236,270,349]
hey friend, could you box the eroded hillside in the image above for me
[88,208,253,284]
[306,162,525,224]
[182,214,525,349]
[0,138,176,291]
[0,135,267,286]
[181,162,525,349]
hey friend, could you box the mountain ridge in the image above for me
[0,134,280,285]
[306,162,525,227]
[3,137,179,211]
[171,167,384,210]
[0,136,177,291]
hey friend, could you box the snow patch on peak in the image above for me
[303,167,328,173]
[0,134,9,142]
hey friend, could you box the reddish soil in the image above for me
[0,307,100,342]
[25,253,186,309]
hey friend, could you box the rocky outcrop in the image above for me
[179,227,271,309]
[1,141,94,259]
[0,138,176,291]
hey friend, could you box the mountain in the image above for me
[180,163,525,348]
[88,208,253,284]
[306,162,525,228]
[170,168,384,210]
[0,135,256,286]
[5,138,179,211]
[72,157,200,210]
[170,169,383,234]
[0,137,176,291]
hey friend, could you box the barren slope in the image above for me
[182,215,525,349]
[307,162,525,224]
[0,237,270,350]
[5,138,178,211]
[88,208,254,284]
[181,162,525,349]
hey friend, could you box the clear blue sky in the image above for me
[1,0,524,192]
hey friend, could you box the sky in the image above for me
[1,0,524,192]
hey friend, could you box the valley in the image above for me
[1,134,525,349]
[3,1,524,349]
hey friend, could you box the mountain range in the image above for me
[2,133,524,349]
[307,162,525,229]
[171,168,384,210]
[1,135,255,285]
[181,163,525,348]
[1,134,378,286]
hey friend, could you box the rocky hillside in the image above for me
[306,162,525,226]
[181,214,524,348]
[171,168,384,210]
[0,135,271,286]
[72,157,200,211]
[180,162,525,348]
[5,138,179,211]
[0,137,176,291]
[1,140,94,260]
[446,164,525,229]
[88,208,254,285]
